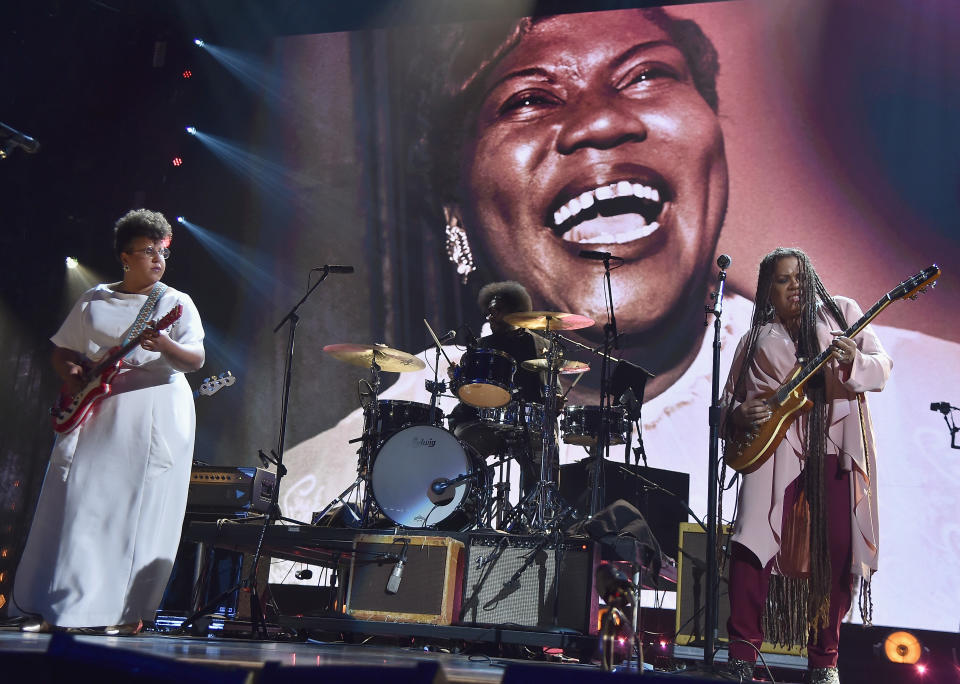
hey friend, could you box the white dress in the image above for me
[12,283,204,627]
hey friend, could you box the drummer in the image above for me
[448,281,554,493]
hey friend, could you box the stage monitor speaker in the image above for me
[459,533,599,634]
[345,534,464,625]
[558,461,689,558]
[675,522,805,656]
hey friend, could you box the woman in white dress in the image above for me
[13,209,205,634]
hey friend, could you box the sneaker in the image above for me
[727,657,756,682]
[807,666,840,684]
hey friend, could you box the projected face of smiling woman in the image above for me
[458,10,728,337]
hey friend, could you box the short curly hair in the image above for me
[113,209,172,262]
[477,280,533,314]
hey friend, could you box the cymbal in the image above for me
[323,343,426,372]
[503,311,595,331]
[521,358,590,375]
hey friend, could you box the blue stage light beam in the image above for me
[183,130,345,215]
[192,41,287,106]
[173,217,298,299]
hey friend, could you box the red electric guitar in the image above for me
[50,304,183,434]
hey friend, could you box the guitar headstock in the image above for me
[198,371,236,397]
[152,304,184,331]
[888,265,941,302]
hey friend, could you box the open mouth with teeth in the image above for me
[550,180,666,245]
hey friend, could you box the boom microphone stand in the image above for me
[178,264,352,638]
[703,254,731,667]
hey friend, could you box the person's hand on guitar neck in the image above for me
[733,398,772,430]
[830,332,857,372]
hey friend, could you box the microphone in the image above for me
[385,538,410,594]
[930,402,952,414]
[437,329,456,344]
[430,472,471,495]
[315,265,354,274]
[0,121,40,156]
[595,562,637,606]
[717,254,731,269]
[579,250,624,261]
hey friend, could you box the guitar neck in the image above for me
[84,334,147,382]
[775,297,891,402]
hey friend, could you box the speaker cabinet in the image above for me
[459,533,599,634]
[675,522,805,656]
[345,534,464,625]
[558,461,689,558]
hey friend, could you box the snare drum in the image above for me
[453,402,545,455]
[373,400,443,437]
[371,425,484,529]
[454,348,516,408]
[561,405,630,447]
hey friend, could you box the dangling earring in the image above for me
[445,217,475,285]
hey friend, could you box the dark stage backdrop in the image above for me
[1,0,958,633]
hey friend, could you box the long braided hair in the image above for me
[725,248,848,645]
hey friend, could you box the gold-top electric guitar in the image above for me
[725,264,940,474]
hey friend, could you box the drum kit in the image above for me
[314,310,641,533]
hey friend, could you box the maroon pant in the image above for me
[727,453,853,669]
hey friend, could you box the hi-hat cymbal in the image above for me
[521,358,590,374]
[323,343,426,372]
[503,311,595,331]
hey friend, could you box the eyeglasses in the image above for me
[128,246,170,259]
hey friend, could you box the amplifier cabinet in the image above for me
[345,534,464,625]
[188,466,275,514]
[459,534,599,634]
[675,522,805,656]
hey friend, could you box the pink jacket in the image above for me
[723,296,892,576]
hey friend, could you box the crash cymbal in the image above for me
[323,343,426,372]
[503,311,595,331]
[521,358,590,374]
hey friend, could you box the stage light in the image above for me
[194,38,205,48]
[172,157,182,167]
[884,630,923,664]
[182,69,192,79]
[916,664,927,675]
[65,257,78,269]
[185,126,197,135]
[176,216,185,224]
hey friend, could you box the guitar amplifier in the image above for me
[459,533,599,634]
[346,534,465,625]
[187,466,275,514]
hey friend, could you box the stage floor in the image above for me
[1,625,815,683]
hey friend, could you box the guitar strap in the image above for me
[121,282,168,346]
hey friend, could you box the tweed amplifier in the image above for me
[459,533,599,634]
[187,466,275,514]
[345,534,465,625]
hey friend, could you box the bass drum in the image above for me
[371,425,485,529]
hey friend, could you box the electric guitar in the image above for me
[725,265,941,474]
[50,305,183,434]
[193,371,236,398]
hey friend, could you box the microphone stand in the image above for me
[702,256,730,668]
[178,267,335,638]
[589,255,618,516]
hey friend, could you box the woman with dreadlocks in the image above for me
[721,248,891,684]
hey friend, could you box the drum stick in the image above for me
[423,319,453,365]
[562,370,586,400]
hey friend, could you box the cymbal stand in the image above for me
[502,327,575,532]
[313,356,384,527]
